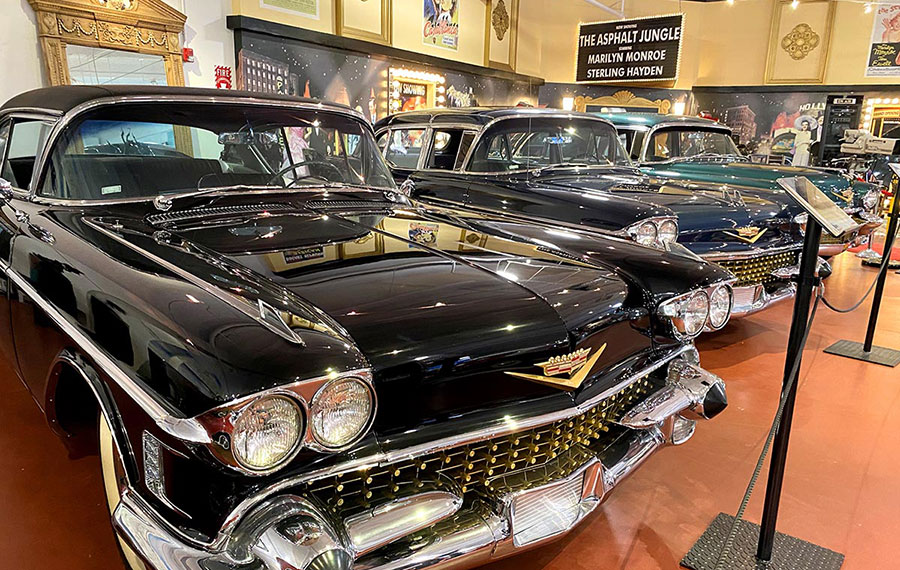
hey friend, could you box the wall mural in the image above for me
[237,31,537,123]
[692,90,827,161]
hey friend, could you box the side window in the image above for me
[384,128,425,169]
[0,122,10,173]
[1,119,53,190]
[427,129,474,171]
[454,131,476,170]
[647,131,673,162]
[375,131,388,153]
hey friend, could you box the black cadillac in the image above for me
[374,108,814,318]
[0,86,731,570]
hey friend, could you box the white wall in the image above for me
[164,0,236,89]
[0,1,46,105]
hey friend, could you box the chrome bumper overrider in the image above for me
[730,282,797,317]
[112,358,726,570]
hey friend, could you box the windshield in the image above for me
[468,117,631,173]
[644,127,741,162]
[41,102,395,200]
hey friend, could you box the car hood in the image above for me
[534,170,786,232]
[44,191,726,426]
[641,160,864,207]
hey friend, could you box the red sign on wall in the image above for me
[215,66,233,89]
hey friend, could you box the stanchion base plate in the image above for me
[824,340,900,367]
[681,513,844,570]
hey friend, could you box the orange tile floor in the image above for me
[1,252,898,570]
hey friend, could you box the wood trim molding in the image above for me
[483,0,518,72]
[27,0,187,86]
[574,91,672,114]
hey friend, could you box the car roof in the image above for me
[0,85,356,116]
[598,112,728,130]
[374,107,613,130]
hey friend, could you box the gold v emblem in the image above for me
[723,227,768,244]
[505,344,607,391]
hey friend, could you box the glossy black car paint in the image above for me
[0,87,730,541]
[374,109,801,257]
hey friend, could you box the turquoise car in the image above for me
[602,113,883,256]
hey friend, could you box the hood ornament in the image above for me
[505,344,606,391]
[721,187,745,207]
[723,226,767,244]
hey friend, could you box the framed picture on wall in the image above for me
[765,0,835,84]
[484,0,518,71]
[336,0,391,44]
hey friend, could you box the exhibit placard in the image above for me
[576,14,683,83]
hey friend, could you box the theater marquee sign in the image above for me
[576,14,683,84]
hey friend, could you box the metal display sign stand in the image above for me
[682,177,857,570]
[825,162,900,367]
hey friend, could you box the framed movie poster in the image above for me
[765,0,835,84]
[424,0,459,51]
[484,0,518,71]
[337,0,391,45]
[866,2,900,77]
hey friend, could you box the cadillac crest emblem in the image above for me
[505,344,606,391]
[723,226,767,244]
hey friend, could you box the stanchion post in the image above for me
[863,177,900,352]
[756,218,823,562]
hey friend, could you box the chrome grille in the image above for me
[304,378,655,515]
[715,250,799,287]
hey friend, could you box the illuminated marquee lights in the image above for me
[388,67,447,112]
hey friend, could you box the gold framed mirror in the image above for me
[28,0,187,87]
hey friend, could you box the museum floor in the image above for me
[0,252,897,570]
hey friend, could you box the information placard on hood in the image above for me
[576,14,683,83]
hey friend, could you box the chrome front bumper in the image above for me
[112,358,726,570]
[730,282,797,318]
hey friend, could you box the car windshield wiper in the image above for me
[531,162,605,175]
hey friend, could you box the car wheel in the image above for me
[99,413,148,570]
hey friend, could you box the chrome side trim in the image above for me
[0,259,211,443]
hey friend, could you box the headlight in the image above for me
[232,395,303,472]
[658,219,679,245]
[659,289,710,339]
[633,221,657,247]
[310,377,374,449]
[708,285,733,330]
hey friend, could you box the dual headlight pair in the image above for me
[210,375,375,474]
[658,283,733,339]
[625,217,679,249]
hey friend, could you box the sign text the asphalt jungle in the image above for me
[576,15,683,83]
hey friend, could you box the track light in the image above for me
[791,0,799,8]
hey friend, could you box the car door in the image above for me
[0,119,18,369]
[1,115,72,399]
[408,127,477,206]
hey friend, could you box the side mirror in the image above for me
[399,178,415,197]
[0,177,13,202]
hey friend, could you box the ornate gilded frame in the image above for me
[765,0,835,85]
[336,0,392,45]
[574,91,672,114]
[483,0,518,72]
[28,0,187,87]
